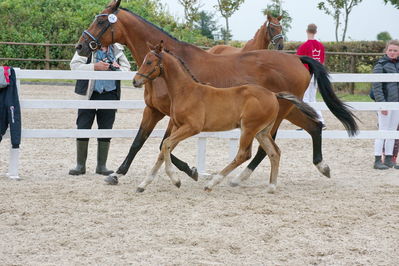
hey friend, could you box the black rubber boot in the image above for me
[384,155,396,168]
[69,140,89,175]
[96,141,114,176]
[374,156,389,170]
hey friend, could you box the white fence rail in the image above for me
[3,69,399,178]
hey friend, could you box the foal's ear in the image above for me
[108,0,121,12]
[277,15,283,21]
[146,41,156,51]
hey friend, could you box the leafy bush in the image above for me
[0,0,211,69]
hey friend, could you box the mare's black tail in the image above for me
[300,56,359,136]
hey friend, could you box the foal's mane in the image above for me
[163,49,204,84]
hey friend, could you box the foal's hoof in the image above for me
[190,167,199,181]
[204,186,212,192]
[175,181,181,188]
[267,184,276,194]
[136,187,145,193]
[104,175,118,185]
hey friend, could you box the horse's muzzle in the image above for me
[132,78,143,88]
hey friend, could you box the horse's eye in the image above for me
[98,19,105,25]
[146,61,152,65]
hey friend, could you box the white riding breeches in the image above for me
[303,77,324,123]
[374,110,399,156]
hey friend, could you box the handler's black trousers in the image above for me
[76,90,118,142]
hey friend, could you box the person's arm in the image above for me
[116,52,131,72]
[70,52,95,71]
[371,62,386,103]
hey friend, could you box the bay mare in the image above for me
[208,13,284,54]
[76,0,358,186]
[132,41,320,193]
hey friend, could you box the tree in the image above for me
[262,0,292,40]
[384,0,399,8]
[377,31,392,41]
[317,0,364,42]
[194,11,218,39]
[215,0,245,43]
[178,0,202,28]
[0,0,209,69]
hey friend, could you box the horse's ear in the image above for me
[266,12,272,20]
[147,41,156,51]
[159,40,164,52]
[277,15,283,21]
[108,0,121,12]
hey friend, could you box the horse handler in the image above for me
[69,43,130,176]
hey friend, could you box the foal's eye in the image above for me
[146,61,152,65]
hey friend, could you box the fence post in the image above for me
[197,137,207,175]
[349,55,357,94]
[45,41,50,70]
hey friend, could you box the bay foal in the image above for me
[132,41,320,193]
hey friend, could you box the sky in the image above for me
[162,0,398,42]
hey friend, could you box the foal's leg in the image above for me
[162,125,199,189]
[161,119,198,181]
[136,151,165,192]
[237,107,330,180]
[204,130,254,192]
[255,127,281,194]
[105,107,165,185]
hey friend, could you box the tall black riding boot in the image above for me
[96,141,114,176]
[374,156,389,170]
[69,140,89,175]
[384,155,396,168]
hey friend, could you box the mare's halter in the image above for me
[82,10,119,51]
[136,51,164,81]
[267,21,283,45]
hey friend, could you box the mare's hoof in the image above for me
[104,175,118,185]
[136,187,145,193]
[316,161,331,178]
[190,167,199,181]
[175,181,181,188]
[324,167,331,178]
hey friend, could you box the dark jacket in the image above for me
[371,55,399,102]
[0,67,21,148]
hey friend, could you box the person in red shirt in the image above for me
[296,23,326,129]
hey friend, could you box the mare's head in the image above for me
[133,41,164,88]
[75,0,124,57]
[266,13,284,50]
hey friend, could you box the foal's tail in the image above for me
[299,56,359,136]
[276,92,320,123]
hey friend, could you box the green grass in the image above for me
[317,92,372,102]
